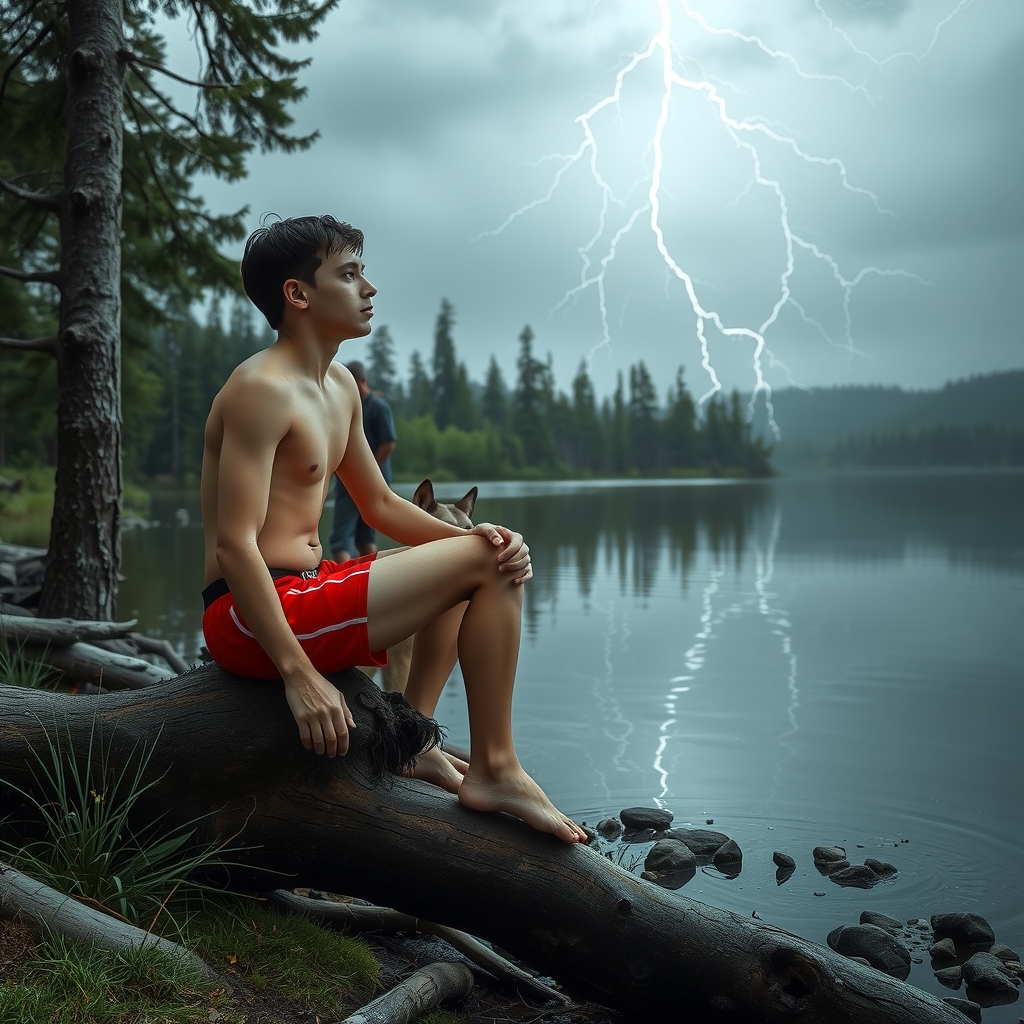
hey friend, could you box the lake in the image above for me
[119,470,1024,1018]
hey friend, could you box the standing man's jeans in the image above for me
[330,481,375,557]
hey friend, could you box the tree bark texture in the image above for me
[40,0,126,620]
[0,667,966,1024]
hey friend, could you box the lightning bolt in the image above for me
[477,0,963,437]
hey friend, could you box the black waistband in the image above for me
[202,564,323,610]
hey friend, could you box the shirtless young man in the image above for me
[200,215,585,844]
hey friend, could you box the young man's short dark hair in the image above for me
[241,215,364,330]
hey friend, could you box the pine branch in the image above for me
[0,264,59,285]
[0,176,59,211]
[0,335,56,355]
[0,17,54,107]
[122,52,235,90]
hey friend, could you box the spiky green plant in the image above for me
[0,715,252,937]
[0,637,57,689]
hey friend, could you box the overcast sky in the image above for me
[169,0,1022,403]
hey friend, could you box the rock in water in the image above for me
[990,943,1022,964]
[619,806,673,831]
[826,924,912,980]
[934,966,963,989]
[664,828,730,859]
[930,938,958,965]
[772,851,795,871]
[941,997,982,1022]
[813,845,847,864]
[961,951,1020,1004]
[644,839,697,875]
[828,864,881,889]
[865,858,898,876]
[596,817,623,838]
[931,913,995,953]
[860,911,903,936]
[712,839,743,877]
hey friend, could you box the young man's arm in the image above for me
[214,377,356,756]
[334,370,530,578]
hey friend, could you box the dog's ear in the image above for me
[412,479,436,511]
[454,486,478,518]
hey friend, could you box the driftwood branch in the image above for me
[0,862,217,979]
[0,335,57,355]
[0,613,138,647]
[22,640,176,690]
[0,176,60,210]
[271,889,568,1004]
[129,632,190,674]
[0,264,59,286]
[339,961,473,1024]
[0,668,967,1023]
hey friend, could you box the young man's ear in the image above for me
[281,278,310,313]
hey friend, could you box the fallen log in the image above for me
[339,961,473,1024]
[0,861,217,980]
[0,666,964,1023]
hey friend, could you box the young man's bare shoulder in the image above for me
[213,352,298,425]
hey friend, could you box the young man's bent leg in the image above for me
[366,535,585,844]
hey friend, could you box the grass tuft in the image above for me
[0,933,228,1024]
[0,716,249,938]
[0,637,58,690]
[188,905,380,1018]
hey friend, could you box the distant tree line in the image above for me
[367,300,773,481]
[816,424,1024,469]
[0,296,772,484]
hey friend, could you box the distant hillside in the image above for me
[749,369,1024,444]
[746,369,1024,469]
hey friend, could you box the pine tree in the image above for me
[431,299,459,429]
[451,361,479,431]
[571,361,603,472]
[481,356,508,428]
[0,0,334,618]
[664,367,697,468]
[512,325,554,467]
[406,351,433,419]
[610,371,629,473]
[628,361,660,473]
[367,325,398,401]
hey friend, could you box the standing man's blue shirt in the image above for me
[362,391,397,484]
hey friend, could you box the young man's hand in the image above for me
[471,523,533,585]
[283,668,357,756]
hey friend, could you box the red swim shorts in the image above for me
[202,555,388,679]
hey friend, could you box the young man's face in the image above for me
[292,246,376,340]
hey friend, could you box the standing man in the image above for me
[330,360,397,562]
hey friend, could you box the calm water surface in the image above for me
[120,471,1024,1018]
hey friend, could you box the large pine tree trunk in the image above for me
[0,667,965,1023]
[39,0,125,620]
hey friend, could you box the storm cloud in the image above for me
[167,0,1024,400]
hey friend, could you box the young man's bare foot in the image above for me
[406,745,465,794]
[458,762,587,844]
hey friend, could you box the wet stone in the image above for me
[827,924,912,980]
[962,952,1020,1001]
[930,938,959,964]
[665,828,731,859]
[712,839,742,876]
[932,913,996,953]
[860,911,903,936]
[619,806,674,831]
[644,839,697,875]
[992,943,1022,964]
[828,864,881,889]
[813,845,847,864]
[772,851,796,871]
[942,997,983,1023]
[621,828,658,844]
[935,966,964,989]
[596,817,623,839]
[864,858,897,876]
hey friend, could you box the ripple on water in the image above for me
[573,797,1023,1023]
